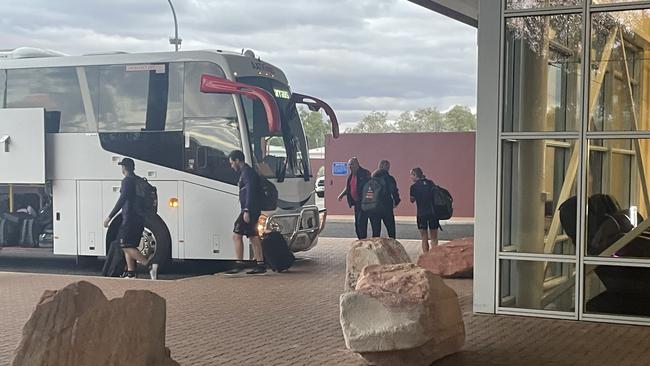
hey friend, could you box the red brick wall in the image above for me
[323,132,475,218]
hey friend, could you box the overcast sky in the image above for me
[0,0,477,129]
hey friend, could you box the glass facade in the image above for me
[499,1,650,324]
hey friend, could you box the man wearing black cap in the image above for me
[104,158,158,280]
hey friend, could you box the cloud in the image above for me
[0,0,477,124]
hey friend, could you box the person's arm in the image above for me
[391,176,401,207]
[338,186,348,201]
[105,180,127,227]
[409,185,416,204]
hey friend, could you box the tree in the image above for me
[443,105,476,131]
[397,107,445,132]
[346,111,394,133]
[299,107,331,149]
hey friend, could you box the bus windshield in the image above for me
[238,76,310,180]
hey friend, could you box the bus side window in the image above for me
[5,67,87,133]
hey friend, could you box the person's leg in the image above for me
[370,215,382,237]
[429,228,439,247]
[354,205,368,239]
[359,209,369,239]
[384,211,396,239]
[419,229,430,253]
[233,233,245,260]
[246,234,267,274]
[122,249,136,272]
[124,247,148,266]
[250,235,263,262]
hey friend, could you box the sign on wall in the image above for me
[332,162,349,176]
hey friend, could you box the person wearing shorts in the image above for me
[225,150,266,275]
[104,158,158,279]
[409,167,441,253]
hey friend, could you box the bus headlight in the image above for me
[258,214,283,234]
[258,214,268,234]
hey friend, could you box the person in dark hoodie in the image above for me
[369,160,400,238]
[338,157,371,239]
[409,167,440,253]
[224,150,266,275]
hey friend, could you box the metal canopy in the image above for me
[408,0,478,28]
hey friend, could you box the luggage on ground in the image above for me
[19,218,39,247]
[262,231,295,272]
[102,240,127,277]
[0,214,21,246]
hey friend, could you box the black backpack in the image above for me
[361,177,387,214]
[134,177,158,217]
[432,184,453,220]
[259,176,278,211]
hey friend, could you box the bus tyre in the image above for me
[143,214,172,271]
[106,214,172,272]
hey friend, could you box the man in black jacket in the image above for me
[103,158,158,280]
[337,157,371,239]
[225,150,266,275]
[369,160,400,239]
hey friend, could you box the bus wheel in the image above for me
[106,214,172,272]
[141,214,172,271]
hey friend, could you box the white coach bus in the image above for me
[0,47,339,269]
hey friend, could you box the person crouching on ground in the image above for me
[337,157,371,239]
[409,167,440,253]
[104,158,158,279]
[225,150,266,275]
[369,160,400,238]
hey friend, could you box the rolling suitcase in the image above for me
[0,217,20,246]
[102,240,126,277]
[262,231,295,272]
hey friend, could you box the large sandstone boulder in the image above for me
[340,263,465,366]
[345,238,411,291]
[417,237,473,278]
[11,281,179,366]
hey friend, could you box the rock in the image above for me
[11,281,179,366]
[345,237,411,291]
[417,237,473,278]
[340,263,465,366]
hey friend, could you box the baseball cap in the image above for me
[118,158,135,170]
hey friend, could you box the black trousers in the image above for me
[354,204,369,239]
[370,210,396,239]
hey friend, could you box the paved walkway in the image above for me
[2,239,650,365]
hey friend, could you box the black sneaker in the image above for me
[246,266,267,275]
[119,271,136,279]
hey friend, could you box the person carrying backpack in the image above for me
[103,158,158,279]
[224,150,266,275]
[368,160,400,238]
[337,157,371,239]
[409,167,441,253]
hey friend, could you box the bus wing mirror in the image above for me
[289,93,339,138]
[200,74,281,134]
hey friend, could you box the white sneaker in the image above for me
[149,263,159,280]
